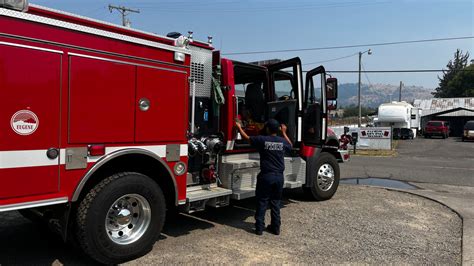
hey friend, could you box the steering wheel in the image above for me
[278,95,292,101]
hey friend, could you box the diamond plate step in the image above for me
[186,186,232,203]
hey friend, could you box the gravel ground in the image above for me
[0,185,462,265]
[129,185,462,265]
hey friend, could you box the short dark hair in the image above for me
[266,119,280,134]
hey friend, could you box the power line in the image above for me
[224,36,474,55]
[133,1,391,13]
[322,69,474,73]
[303,52,359,66]
[361,63,374,88]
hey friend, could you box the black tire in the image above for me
[75,172,166,264]
[303,152,340,201]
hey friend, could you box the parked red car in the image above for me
[424,120,450,139]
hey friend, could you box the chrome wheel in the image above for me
[317,163,335,192]
[105,194,151,245]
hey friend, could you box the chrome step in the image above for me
[232,181,302,200]
[232,188,256,200]
[186,186,232,203]
[284,180,302,189]
[182,186,232,213]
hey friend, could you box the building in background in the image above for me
[413,98,474,136]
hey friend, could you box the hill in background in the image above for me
[339,83,434,108]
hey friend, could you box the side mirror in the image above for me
[326,78,338,100]
[327,100,337,110]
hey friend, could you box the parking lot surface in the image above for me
[0,185,461,265]
[341,137,474,187]
[0,136,468,264]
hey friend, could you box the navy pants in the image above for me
[255,173,284,232]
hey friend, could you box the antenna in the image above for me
[108,5,140,27]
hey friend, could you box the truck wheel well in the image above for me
[75,154,177,210]
[326,139,339,148]
[322,147,342,161]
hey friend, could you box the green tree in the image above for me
[342,104,375,117]
[447,64,474,97]
[433,49,470,97]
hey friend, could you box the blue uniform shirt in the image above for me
[250,135,292,175]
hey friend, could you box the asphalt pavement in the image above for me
[341,137,474,187]
[341,136,474,265]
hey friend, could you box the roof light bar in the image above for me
[0,0,28,12]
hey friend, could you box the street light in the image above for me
[358,49,372,127]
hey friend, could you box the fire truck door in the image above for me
[0,44,61,199]
[303,66,328,146]
[268,58,304,144]
[135,66,188,142]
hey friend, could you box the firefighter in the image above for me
[235,118,292,235]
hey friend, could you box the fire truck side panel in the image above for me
[0,10,191,209]
[69,55,136,143]
[0,44,61,199]
[136,66,188,143]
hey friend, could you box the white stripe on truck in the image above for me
[0,144,187,169]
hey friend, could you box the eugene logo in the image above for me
[10,110,39,136]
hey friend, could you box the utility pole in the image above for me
[108,5,140,27]
[358,49,372,127]
[358,52,362,127]
[399,81,403,102]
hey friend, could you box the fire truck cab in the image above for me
[0,2,348,264]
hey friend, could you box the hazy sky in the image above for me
[31,0,474,89]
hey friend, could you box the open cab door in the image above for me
[303,66,338,146]
[267,58,304,146]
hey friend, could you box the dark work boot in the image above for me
[266,225,280,235]
[255,229,263,236]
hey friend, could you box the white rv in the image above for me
[374,101,421,135]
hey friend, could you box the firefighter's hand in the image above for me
[235,119,242,129]
[281,124,287,133]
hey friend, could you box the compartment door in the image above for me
[136,67,188,143]
[69,55,136,144]
[0,43,61,199]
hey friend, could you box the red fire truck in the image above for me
[0,2,348,264]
